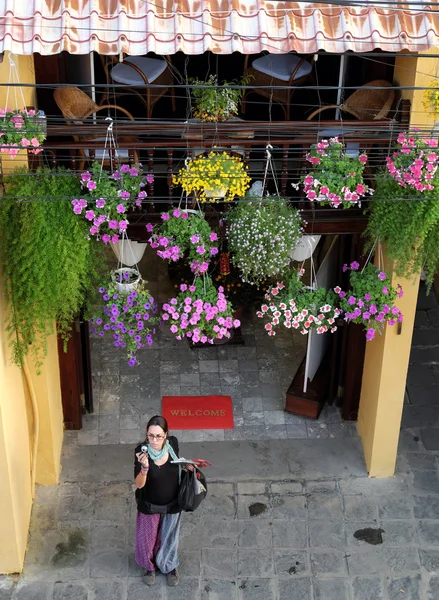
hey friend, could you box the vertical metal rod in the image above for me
[335,55,346,121]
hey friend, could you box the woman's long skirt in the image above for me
[135,512,181,573]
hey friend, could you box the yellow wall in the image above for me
[0,52,36,172]
[394,48,439,128]
[0,268,33,573]
[0,53,64,573]
[30,332,64,486]
[358,259,420,477]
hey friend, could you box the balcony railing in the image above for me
[36,104,411,236]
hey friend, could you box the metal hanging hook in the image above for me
[105,116,114,132]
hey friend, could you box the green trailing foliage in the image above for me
[365,172,439,289]
[0,167,104,372]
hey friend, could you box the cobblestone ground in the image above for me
[2,457,439,600]
[400,283,439,455]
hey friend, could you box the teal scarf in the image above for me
[147,439,178,462]
[147,439,181,483]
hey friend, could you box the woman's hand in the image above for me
[136,452,149,469]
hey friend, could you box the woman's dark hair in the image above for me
[146,415,169,437]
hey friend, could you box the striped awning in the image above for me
[0,0,439,55]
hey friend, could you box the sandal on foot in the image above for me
[167,568,180,586]
[143,570,156,585]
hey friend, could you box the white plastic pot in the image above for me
[112,268,142,294]
[110,239,147,267]
[291,235,321,262]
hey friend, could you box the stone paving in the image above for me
[2,434,439,600]
[400,282,439,454]
[78,246,356,447]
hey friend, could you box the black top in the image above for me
[134,436,181,514]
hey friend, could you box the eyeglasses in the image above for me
[147,434,165,441]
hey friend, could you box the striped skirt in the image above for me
[135,511,181,574]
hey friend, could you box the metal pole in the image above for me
[335,54,346,121]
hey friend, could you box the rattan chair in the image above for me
[100,55,176,119]
[54,86,138,168]
[242,53,315,121]
[306,80,395,121]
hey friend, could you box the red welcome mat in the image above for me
[162,395,234,430]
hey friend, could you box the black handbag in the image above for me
[178,467,208,512]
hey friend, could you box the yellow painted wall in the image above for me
[358,259,420,477]
[394,48,439,128]
[358,51,437,476]
[0,267,33,573]
[0,52,64,572]
[30,332,64,486]
[0,52,36,172]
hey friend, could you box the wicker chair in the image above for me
[54,86,138,169]
[306,80,395,121]
[241,53,315,121]
[100,55,176,119]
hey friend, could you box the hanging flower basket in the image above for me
[226,196,303,284]
[90,278,159,367]
[334,261,403,341]
[146,208,219,276]
[298,137,373,208]
[0,108,46,158]
[386,133,439,192]
[173,151,251,202]
[257,269,340,336]
[162,276,240,344]
[72,162,152,243]
[112,267,142,294]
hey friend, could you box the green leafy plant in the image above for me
[0,167,103,371]
[173,151,251,202]
[335,262,403,341]
[298,137,372,208]
[90,278,159,367]
[190,75,252,122]
[162,276,239,344]
[0,108,46,158]
[226,196,303,284]
[257,269,340,336]
[73,162,150,243]
[146,208,219,275]
[366,171,439,287]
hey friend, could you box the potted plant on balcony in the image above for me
[257,269,340,336]
[386,133,438,192]
[334,261,403,341]
[226,196,303,283]
[146,208,219,275]
[366,162,439,288]
[0,108,46,158]
[190,74,252,122]
[72,162,152,243]
[162,276,240,344]
[90,277,159,366]
[173,151,251,202]
[298,137,373,208]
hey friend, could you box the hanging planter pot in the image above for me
[112,267,142,294]
[205,187,229,200]
[110,239,147,267]
[291,235,321,262]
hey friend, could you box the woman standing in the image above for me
[134,415,182,586]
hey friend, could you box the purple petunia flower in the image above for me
[378,272,386,280]
[350,261,360,271]
[365,328,375,341]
